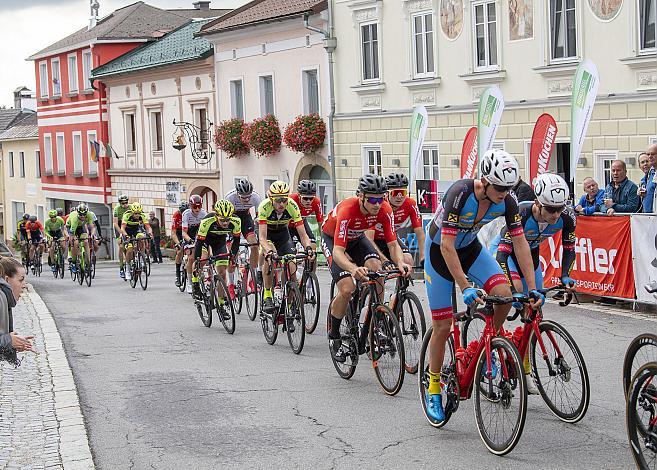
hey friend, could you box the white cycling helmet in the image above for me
[534,173,569,207]
[479,149,520,188]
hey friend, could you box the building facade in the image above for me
[332,0,657,199]
[200,0,334,210]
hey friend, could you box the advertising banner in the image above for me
[416,179,440,214]
[461,127,478,179]
[529,113,558,186]
[408,106,429,191]
[477,85,505,158]
[631,215,657,303]
[570,59,600,183]
[539,216,635,299]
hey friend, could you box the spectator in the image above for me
[511,177,535,202]
[575,177,605,215]
[148,211,163,264]
[639,144,657,213]
[0,257,32,366]
[602,160,640,215]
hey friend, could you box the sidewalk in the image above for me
[0,286,94,469]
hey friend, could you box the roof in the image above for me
[0,112,38,140]
[199,0,327,35]
[28,2,190,60]
[91,19,214,79]
[0,109,34,132]
[167,8,231,19]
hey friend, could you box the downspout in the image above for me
[304,6,337,204]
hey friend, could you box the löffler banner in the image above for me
[529,114,558,186]
[539,215,635,299]
[461,127,478,179]
[477,86,505,158]
[570,59,599,183]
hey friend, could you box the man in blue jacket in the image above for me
[602,160,640,215]
[638,146,657,213]
[575,177,605,215]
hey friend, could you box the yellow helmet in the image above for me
[214,199,234,218]
[269,180,289,197]
[129,202,143,214]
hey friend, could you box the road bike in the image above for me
[72,235,92,287]
[178,241,193,293]
[29,240,45,277]
[51,238,66,279]
[125,236,148,290]
[626,361,657,469]
[418,293,527,455]
[298,251,320,334]
[234,242,260,321]
[194,253,237,334]
[328,270,406,395]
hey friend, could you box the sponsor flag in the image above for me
[104,142,120,159]
[415,179,440,214]
[408,106,429,191]
[89,140,99,162]
[570,59,599,183]
[460,127,478,179]
[529,113,558,186]
[477,85,505,157]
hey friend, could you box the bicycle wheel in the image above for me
[462,309,486,349]
[245,265,258,321]
[624,333,657,397]
[59,253,65,279]
[301,272,321,334]
[260,294,278,345]
[145,251,151,276]
[285,282,305,354]
[77,260,84,286]
[370,304,405,395]
[529,320,590,423]
[129,259,138,289]
[626,362,657,470]
[418,327,458,428]
[234,265,244,315]
[85,261,92,287]
[474,336,527,456]
[179,267,187,293]
[196,274,213,328]
[91,253,96,279]
[327,303,358,380]
[36,253,42,277]
[138,253,148,290]
[215,275,236,334]
[396,291,426,374]
[52,253,58,278]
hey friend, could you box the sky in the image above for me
[0,0,246,109]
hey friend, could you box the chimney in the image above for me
[193,1,211,10]
[88,0,100,30]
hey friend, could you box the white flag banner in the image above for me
[409,106,429,191]
[477,85,505,157]
[631,215,657,304]
[570,59,600,183]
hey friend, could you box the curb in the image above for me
[27,285,95,469]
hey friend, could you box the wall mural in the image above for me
[509,0,534,40]
[588,0,623,21]
[440,0,464,40]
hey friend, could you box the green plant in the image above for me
[242,115,282,158]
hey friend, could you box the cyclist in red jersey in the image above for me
[171,201,188,287]
[322,174,412,363]
[289,180,323,271]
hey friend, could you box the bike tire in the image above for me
[418,327,457,428]
[145,251,151,277]
[234,265,244,316]
[260,296,278,345]
[529,320,590,423]
[302,272,321,335]
[327,303,358,380]
[623,333,657,398]
[91,254,96,279]
[138,253,148,290]
[216,275,236,334]
[461,309,486,349]
[179,268,187,293]
[85,264,92,287]
[77,260,84,286]
[197,273,213,328]
[285,282,305,354]
[370,304,405,395]
[626,362,657,470]
[245,265,258,321]
[474,336,527,456]
[59,254,65,279]
[396,291,426,374]
[52,255,58,278]
[129,260,138,289]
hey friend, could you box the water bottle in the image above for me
[274,286,283,304]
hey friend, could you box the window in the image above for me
[8,151,14,177]
[39,61,48,98]
[56,133,66,174]
[259,75,274,116]
[73,132,83,175]
[51,58,61,96]
[595,152,617,188]
[37,206,44,223]
[640,0,657,51]
[412,12,435,77]
[43,134,53,173]
[264,177,278,195]
[230,80,244,119]
[36,150,41,178]
[82,50,93,91]
[363,146,382,175]
[361,23,380,81]
[68,53,78,93]
[19,152,25,178]
[550,0,577,60]
[302,69,320,114]
[150,111,163,152]
[87,131,98,175]
[194,107,209,150]
[12,202,25,229]
[124,113,136,153]
[421,147,439,180]
[473,1,498,70]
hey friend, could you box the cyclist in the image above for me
[191,200,242,308]
[225,178,262,297]
[423,149,544,422]
[289,180,323,270]
[182,195,207,294]
[26,215,45,268]
[322,174,412,363]
[113,196,130,278]
[120,202,153,281]
[16,213,30,266]
[44,210,66,272]
[171,201,188,287]
[67,204,97,274]
[258,181,315,314]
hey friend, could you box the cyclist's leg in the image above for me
[272,230,297,281]
[80,234,90,266]
[322,234,355,323]
[240,213,258,267]
[214,241,230,302]
[354,236,383,298]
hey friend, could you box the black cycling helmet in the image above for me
[22,213,30,220]
[29,215,37,222]
[385,172,409,189]
[179,201,189,213]
[236,178,253,196]
[56,208,64,216]
[118,195,129,204]
[358,174,388,194]
[297,180,317,196]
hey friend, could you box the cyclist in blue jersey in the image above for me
[423,149,544,423]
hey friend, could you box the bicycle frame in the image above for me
[345,273,390,355]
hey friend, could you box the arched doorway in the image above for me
[299,165,333,213]
[192,186,217,211]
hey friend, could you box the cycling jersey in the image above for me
[67,211,96,235]
[182,208,207,230]
[113,204,129,223]
[44,217,66,236]
[121,211,148,227]
[257,198,303,232]
[17,220,28,237]
[373,197,422,240]
[289,193,324,223]
[225,189,263,213]
[322,197,396,248]
[25,221,43,233]
[171,211,182,231]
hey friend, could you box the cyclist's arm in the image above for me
[313,198,324,224]
[258,223,273,254]
[408,200,425,260]
[414,226,425,261]
[143,216,153,237]
[505,196,535,291]
[171,227,180,245]
[440,235,470,291]
[495,238,516,289]
[94,220,102,237]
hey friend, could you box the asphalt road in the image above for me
[29,262,646,469]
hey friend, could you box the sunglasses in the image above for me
[191,205,202,209]
[543,205,564,214]
[301,196,314,202]
[492,184,512,193]
[218,217,231,223]
[121,202,129,206]
[273,197,288,204]
[366,196,385,205]
[389,189,408,197]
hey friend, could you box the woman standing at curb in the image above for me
[0,257,33,366]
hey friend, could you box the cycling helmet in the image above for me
[56,208,64,216]
[534,173,569,207]
[479,149,520,188]
[358,174,388,194]
[29,215,37,222]
[236,178,253,196]
[214,199,235,218]
[118,195,129,204]
[129,202,143,214]
[385,172,409,189]
[22,213,29,220]
[48,209,57,218]
[77,203,88,215]
[179,202,189,213]
[269,180,290,197]
[189,194,203,209]
[297,180,317,196]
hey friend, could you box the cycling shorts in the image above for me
[489,242,543,292]
[72,226,88,239]
[321,234,380,282]
[48,230,64,241]
[175,229,183,243]
[29,233,42,244]
[184,225,199,241]
[373,237,409,261]
[264,228,295,257]
[196,238,230,266]
[235,211,255,238]
[424,237,508,321]
[289,218,315,243]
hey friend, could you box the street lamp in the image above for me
[172,118,215,165]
